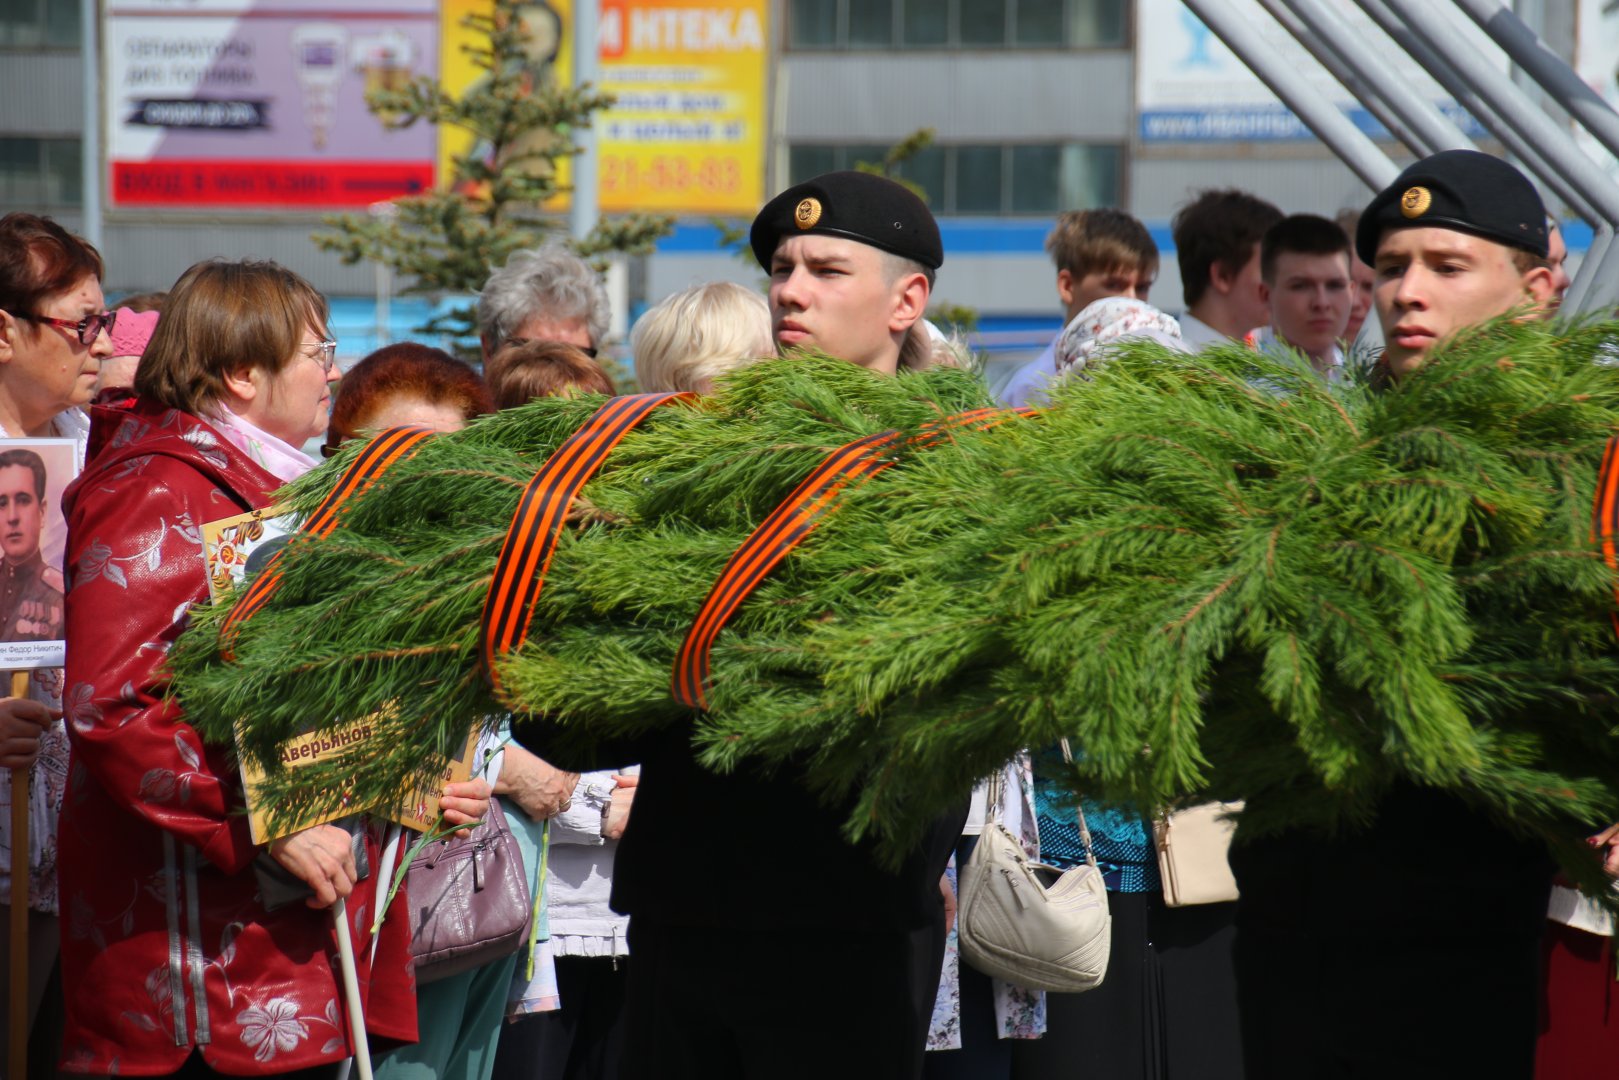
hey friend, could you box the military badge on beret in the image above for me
[1400,186,1432,219]
[751,171,943,271]
[1355,150,1548,265]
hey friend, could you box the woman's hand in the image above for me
[0,697,60,770]
[492,743,579,821]
[268,825,358,909]
[1590,822,1619,876]
[440,777,493,837]
[603,773,637,841]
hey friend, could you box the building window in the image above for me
[785,0,1128,49]
[787,142,1121,215]
[0,0,81,48]
[0,138,83,208]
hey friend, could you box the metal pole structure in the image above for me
[1353,0,1604,228]
[1567,228,1614,314]
[1373,0,1619,312]
[80,0,103,250]
[1181,0,1399,191]
[1452,0,1619,169]
[1255,0,1432,156]
[1273,0,1475,157]
[570,0,599,244]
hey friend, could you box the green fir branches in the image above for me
[170,324,1619,892]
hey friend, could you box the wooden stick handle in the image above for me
[8,668,32,1080]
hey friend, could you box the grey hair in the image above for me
[477,245,611,348]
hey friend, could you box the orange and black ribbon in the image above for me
[220,425,436,657]
[1594,437,1619,637]
[671,407,1033,710]
[481,392,696,706]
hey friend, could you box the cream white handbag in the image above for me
[1154,801,1243,907]
[957,742,1112,993]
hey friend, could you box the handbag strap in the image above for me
[1059,739,1099,869]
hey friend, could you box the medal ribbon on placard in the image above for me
[671,407,1034,711]
[220,425,436,657]
[480,392,697,707]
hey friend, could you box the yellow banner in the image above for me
[438,0,766,216]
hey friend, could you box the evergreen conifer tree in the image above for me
[312,0,672,349]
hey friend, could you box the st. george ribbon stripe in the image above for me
[220,425,435,657]
[1593,436,1619,635]
[671,407,1035,710]
[480,392,695,706]
[669,431,901,710]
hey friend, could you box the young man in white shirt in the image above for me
[1253,214,1355,382]
[1171,188,1283,350]
[998,210,1159,407]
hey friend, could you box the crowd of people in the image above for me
[0,146,1611,1080]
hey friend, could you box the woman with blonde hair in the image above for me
[630,282,772,394]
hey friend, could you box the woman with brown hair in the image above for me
[0,211,113,1078]
[322,342,492,455]
[57,259,490,1077]
[484,339,615,409]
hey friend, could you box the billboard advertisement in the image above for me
[1135,0,1497,143]
[105,1,439,209]
[439,0,767,216]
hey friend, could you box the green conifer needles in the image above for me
[170,327,1619,889]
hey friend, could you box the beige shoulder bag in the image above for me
[957,742,1112,993]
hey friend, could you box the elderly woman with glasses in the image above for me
[55,259,491,1077]
[0,211,110,1077]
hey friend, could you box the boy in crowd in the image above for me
[1252,214,1355,381]
[999,209,1159,407]
[1173,188,1284,349]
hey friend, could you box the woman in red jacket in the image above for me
[56,259,488,1077]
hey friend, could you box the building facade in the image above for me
[0,1,1585,363]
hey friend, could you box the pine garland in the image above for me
[170,323,1619,892]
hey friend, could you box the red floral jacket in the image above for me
[57,400,417,1075]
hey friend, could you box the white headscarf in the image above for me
[1053,297,1187,380]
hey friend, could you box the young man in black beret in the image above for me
[1229,150,1565,1080]
[750,170,941,375]
[1357,148,1556,380]
[608,172,964,1080]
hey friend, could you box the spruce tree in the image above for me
[312,0,672,348]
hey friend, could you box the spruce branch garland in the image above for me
[170,324,1619,895]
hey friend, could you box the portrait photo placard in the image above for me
[0,437,78,670]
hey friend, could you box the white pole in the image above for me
[331,897,374,1080]
[571,0,599,244]
[80,0,103,250]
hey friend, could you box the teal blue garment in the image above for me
[1032,757,1161,893]
[371,949,520,1080]
[373,794,545,1080]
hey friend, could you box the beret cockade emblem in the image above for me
[794,197,822,230]
[1400,186,1432,219]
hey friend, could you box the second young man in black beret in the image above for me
[1232,149,1564,1080]
[751,169,941,375]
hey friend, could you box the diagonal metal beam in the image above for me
[1256,0,1433,156]
[1181,0,1400,191]
[1267,0,1473,159]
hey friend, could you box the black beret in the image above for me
[1356,149,1547,265]
[750,171,943,272]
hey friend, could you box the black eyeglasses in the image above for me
[4,309,117,346]
[500,337,598,359]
